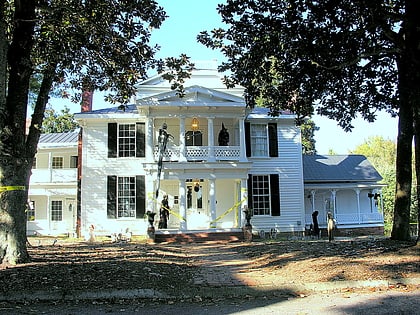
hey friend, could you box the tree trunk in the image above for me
[391,2,420,241]
[0,0,36,264]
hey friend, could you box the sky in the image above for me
[51,0,398,154]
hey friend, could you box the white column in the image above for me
[239,118,247,162]
[179,116,186,162]
[179,181,187,230]
[209,178,216,227]
[207,117,215,162]
[146,117,154,163]
[146,172,154,212]
[331,190,337,217]
[311,190,316,212]
[48,152,52,182]
[240,179,248,227]
[355,189,361,224]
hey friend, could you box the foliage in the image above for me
[300,119,318,155]
[0,0,193,264]
[41,106,79,133]
[198,0,420,241]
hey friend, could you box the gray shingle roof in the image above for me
[75,104,138,115]
[303,155,383,182]
[39,132,79,144]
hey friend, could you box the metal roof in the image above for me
[303,155,383,183]
[39,132,79,144]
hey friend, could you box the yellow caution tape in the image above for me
[210,198,247,224]
[0,186,26,192]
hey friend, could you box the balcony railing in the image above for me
[30,169,78,183]
[154,145,241,162]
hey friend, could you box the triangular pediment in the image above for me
[137,85,245,106]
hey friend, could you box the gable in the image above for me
[137,85,245,107]
[303,155,383,183]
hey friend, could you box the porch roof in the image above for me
[303,154,383,183]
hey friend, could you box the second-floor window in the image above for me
[250,124,268,157]
[245,123,278,158]
[108,123,145,158]
[70,156,78,168]
[52,157,63,169]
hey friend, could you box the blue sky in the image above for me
[51,0,398,154]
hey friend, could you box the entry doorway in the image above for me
[186,179,209,229]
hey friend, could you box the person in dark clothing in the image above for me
[312,210,320,238]
[159,195,170,229]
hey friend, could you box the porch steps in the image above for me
[154,230,244,244]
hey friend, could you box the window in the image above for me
[52,157,63,169]
[251,175,271,215]
[108,123,145,158]
[245,122,278,157]
[107,175,146,219]
[117,177,136,218]
[70,156,78,168]
[248,174,280,216]
[27,200,35,221]
[118,124,136,157]
[185,130,202,146]
[251,124,268,157]
[51,200,63,221]
[32,157,37,169]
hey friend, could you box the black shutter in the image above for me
[268,123,278,157]
[108,123,117,158]
[270,174,280,216]
[245,122,251,157]
[107,175,117,219]
[136,175,146,218]
[136,122,145,158]
[247,174,253,211]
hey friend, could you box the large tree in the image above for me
[0,0,192,264]
[198,0,420,241]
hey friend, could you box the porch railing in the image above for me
[154,145,241,162]
[305,211,384,226]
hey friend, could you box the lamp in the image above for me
[191,117,199,131]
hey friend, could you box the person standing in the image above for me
[159,195,170,229]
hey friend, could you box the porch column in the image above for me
[146,172,154,212]
[209,178,216,227]
[240,179,248,227]
[207,117,215,162]
[179,116,186,162]
[331,190,337,217]
[355,189,361,224]
[146,117,154,163]
[239,118,247,162]
[311,190,316,212]
[179,181,187,230]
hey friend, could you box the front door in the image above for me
[186,180,209,229]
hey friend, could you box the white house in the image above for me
[74,63,306,238]
[28,62,384,238]
[27,132,79,236]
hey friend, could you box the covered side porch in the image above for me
[304,184,385,235]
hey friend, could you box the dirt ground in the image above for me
[0,236,418,295]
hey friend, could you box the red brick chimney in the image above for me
[81,90,93,112]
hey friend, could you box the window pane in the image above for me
[51,200,63,221]
[52,157,63,169]
[251,125,268,157]
[117,177,136,218]
[27,200,35,221]
[251,175,270,215]
[118,124,136,157]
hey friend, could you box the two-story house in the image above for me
[74,63,305,238]
[27,132,79,236]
